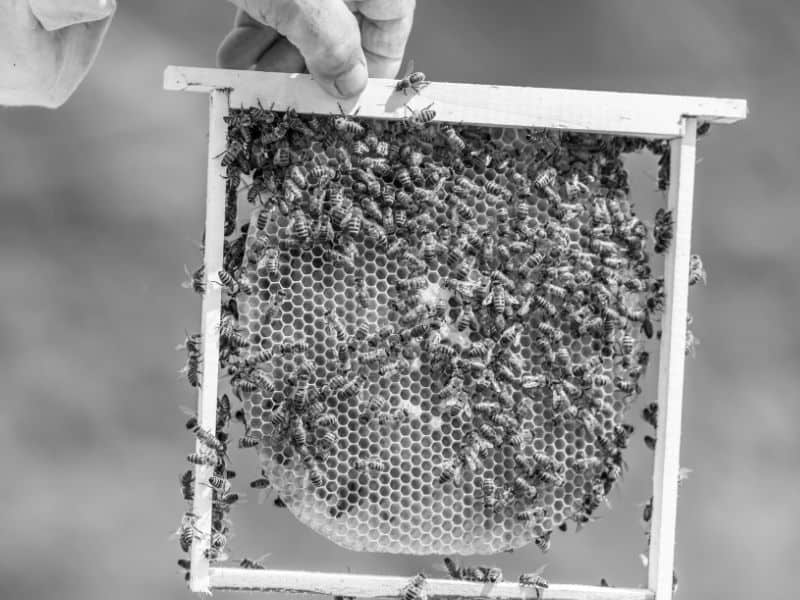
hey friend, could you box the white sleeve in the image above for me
[0,0,116,108]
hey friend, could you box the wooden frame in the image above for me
[164,66,746,599]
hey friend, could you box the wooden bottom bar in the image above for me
[210,568,653,600]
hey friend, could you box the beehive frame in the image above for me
[164,65,746,599]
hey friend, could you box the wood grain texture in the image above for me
[647,118,697,600]
[188,89,229,595]
[163,66,747,138]
[210,568,653,600]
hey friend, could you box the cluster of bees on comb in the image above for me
[175,70,711,573]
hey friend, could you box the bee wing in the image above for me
[181,264,194,289]
[534,564,548,576]
[179,405,197,418]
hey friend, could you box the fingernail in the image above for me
[334,61,367,98]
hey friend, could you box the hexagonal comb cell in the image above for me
[218,109,664,555]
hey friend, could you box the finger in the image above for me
[254,38,307,73]
[232,0,367,98]
[352,0,415,21]
[360,14,414,78]
[218,10,280,68]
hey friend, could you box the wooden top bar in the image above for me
[164,66,746,138]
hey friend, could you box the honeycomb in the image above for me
[212,108,669,556]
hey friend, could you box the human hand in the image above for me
[217,0,416,99]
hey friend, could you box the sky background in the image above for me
[1,2,798,600]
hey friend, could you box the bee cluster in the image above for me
[176,100,709,562]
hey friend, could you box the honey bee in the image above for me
[377,407,410,427]
[534,530,552,553]
[251,369,275,393]
[516,507,545,522]
[644,435,657,450]
[308,466,325,488]
[351,457,390,473]
[239,432,260,448]
[641,402,658,428]
[653,208,674,254]
[614,377,639,394]
[405,103,436,128]
[365,221,388,247]
[395,62,429,95]
[519,569,549,600]
[240,553,272,569]
[396,275,428,292]
[189,424,226,455]
[688,254,707,285]
[217,269,239,294]
[182,264,205,295]
[401,573,428,600]
[536,321,563,342]
[511,476,538,499]
[220,139,244,168]
[438,458,462,484]
[177,517,198,552]
[187,451,218,467]
[179,469,194,501]
[334,105,365,137]
[250,477,270,489]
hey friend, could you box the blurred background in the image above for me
[1,1,797,599]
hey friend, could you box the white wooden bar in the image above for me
[164,66,746,138]
[189,89,230,594]
[646,118,697,600]
[211,568,652,600]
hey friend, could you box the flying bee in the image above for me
[689,254,707,285]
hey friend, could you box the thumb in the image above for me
[231,0,368,98]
